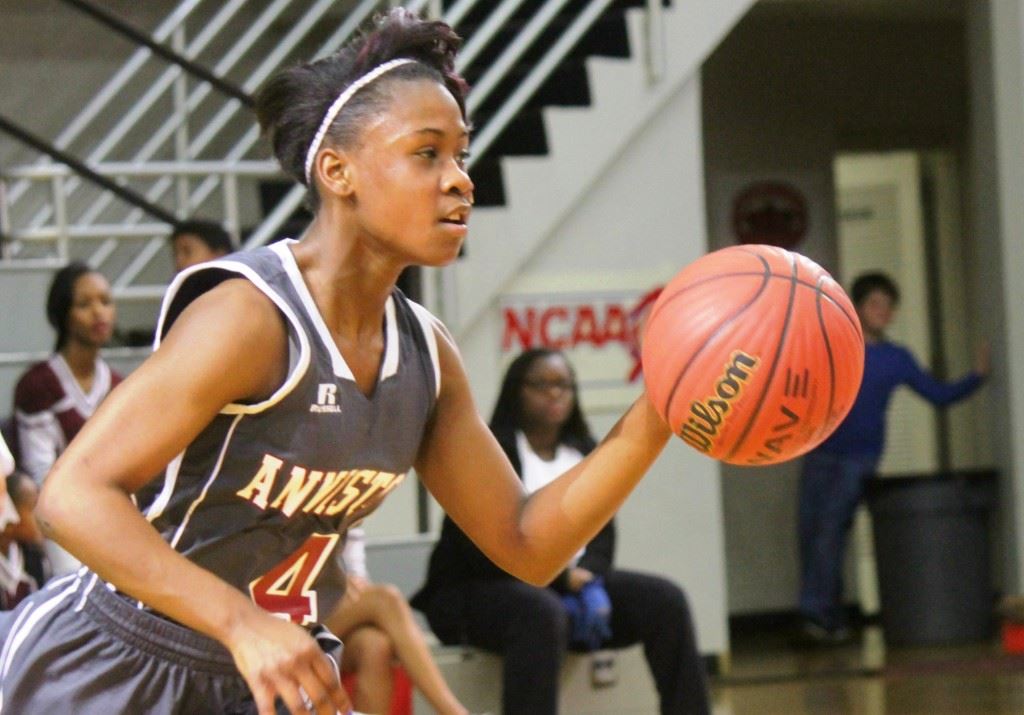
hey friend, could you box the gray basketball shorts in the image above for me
[0,570,344,714]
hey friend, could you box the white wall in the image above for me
[0,266,59,414]
[702,6,993,614]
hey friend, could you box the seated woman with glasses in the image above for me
[412,348,710,715]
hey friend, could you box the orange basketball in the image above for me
[641,245,864,466]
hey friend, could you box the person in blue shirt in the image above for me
[797,271,989,644]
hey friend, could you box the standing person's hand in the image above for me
[225,605,351,715]
[974,341,991,377]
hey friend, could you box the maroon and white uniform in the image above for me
[13,354,122,483]
[13,354,122,576]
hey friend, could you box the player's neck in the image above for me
[293,220,402,338]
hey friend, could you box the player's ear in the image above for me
[316,148,354,199]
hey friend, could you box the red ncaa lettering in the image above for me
[501,303,635,352]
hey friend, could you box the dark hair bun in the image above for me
[255,9,468,201]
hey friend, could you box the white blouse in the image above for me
[516,431,586,564]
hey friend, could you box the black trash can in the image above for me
[866,470,996,646]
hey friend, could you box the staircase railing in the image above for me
[5,0,248,236]
[2,0,204,212]
[2,160,279,296]
[2,0,669,314]
[4,0,397,276]
[58,0,254,107]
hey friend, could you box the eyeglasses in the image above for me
[523,379,575,392]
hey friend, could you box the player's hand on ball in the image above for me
[226,606,351,715]
[641,245,864,465]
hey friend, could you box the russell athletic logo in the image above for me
[310,383,342,414]
[679,351,760,452]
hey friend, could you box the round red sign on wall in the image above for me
[732,181,808,249]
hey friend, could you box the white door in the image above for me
[834,152,938,476]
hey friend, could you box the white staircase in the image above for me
[446,0,754,339]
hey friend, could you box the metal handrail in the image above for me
[443,0,483,28]
[0,114,176,225]
[99,0,384,287]
[2,161,281,273]
[171,0,369,215]
[14,0,430,253]
[5,161,280,180]
[6,0,667,318]
[18,0,251,231]
[247,0,628,252]
[58,0,253,107]
[12,225,172,242]
[464,0,575,114]
[76,0,371,232]
[73,0,281,227]
[3,0,203,208]
[644,0,666,83]
[469,0,619,161]
[456,0,529,69]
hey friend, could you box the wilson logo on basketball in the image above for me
[679,351,760,453]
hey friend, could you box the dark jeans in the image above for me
[798,449,880,631]
[420,569,710,715]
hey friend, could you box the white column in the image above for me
[982,0,1024,590]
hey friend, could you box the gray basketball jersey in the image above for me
[143,240,440,626]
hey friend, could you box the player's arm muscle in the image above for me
[414,327,672,586]
[35,279,286,641]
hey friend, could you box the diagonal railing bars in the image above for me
[0,115,177,225]
[57,0,253,107]
[3,0,204,210]
[13,0,252,234]
[4,0,660,297]
[75,0,304,227]
[0,114,176,263]
[9,0,433,252]
[35,0,371,240]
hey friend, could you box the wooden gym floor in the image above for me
[710,626,1024,714]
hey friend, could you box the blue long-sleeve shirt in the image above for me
[818,340,983,457]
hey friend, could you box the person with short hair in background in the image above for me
[169,219,236,273]
[796,271,989,645]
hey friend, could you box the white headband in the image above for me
[303,58,417,185]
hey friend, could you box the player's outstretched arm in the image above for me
[34,279,349,715]
[415,325,671,587]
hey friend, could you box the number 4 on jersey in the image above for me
[249,533,340,625]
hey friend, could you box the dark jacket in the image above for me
[411,429,613,613]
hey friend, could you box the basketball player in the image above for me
[0,10,672,714]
